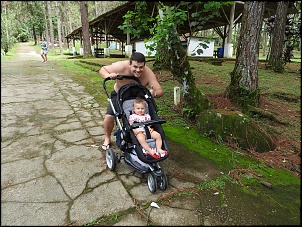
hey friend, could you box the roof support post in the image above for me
[72,36,76,56]
[224,2,235,57]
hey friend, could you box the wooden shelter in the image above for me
[65,1,298,57]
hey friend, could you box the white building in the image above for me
[135,36,214,58]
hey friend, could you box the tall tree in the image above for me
[47,1,55,55]
[1,1,17,54]
[55,1,64,54]
[42,1,49,41]
[266,1,289,73]
[79,1,92,58]
[225,1,265,109]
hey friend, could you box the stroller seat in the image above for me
[122,99,156,149]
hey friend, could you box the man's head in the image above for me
[130,52,145,64]
[129,52,146,77]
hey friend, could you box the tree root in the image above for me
[228,168,262,186]
[248,105,288,125]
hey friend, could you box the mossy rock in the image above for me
[196,109,277,152]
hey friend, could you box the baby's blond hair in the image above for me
[133,97,146,107]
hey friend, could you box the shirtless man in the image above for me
[99,52,163,151]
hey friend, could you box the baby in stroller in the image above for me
[129,97,168,159]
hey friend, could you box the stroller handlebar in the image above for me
[130,119,166,129]
[103,75,140,87]
[103,75,141,97]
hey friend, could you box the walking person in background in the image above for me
[40,37,48,63]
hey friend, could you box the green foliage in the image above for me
[1,4,15,53]
[198,174,232,191]
[118,2,154,39]
[110,213,121,221]
[197,174,232,206]
[16,28,30,42]
[182,107,195,118]
[118,1,232,62]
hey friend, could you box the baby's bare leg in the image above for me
[136,134,154,154]
[151,131,166,154]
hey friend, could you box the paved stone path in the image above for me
[1,43,221,226]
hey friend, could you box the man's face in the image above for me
[129,61,145,77]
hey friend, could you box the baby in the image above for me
[128,97,167,159]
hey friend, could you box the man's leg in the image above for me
[102,91,117,150]
[102,114,114,150]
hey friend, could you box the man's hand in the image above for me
[108,73,118,79]
[150,85,157,98]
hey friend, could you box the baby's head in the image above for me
[133,97,146,115]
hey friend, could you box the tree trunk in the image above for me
[266,1,289,73]
[47,1,56,55]
[42,1,49,40]
[262,23,268,56]
[225,1,265,109]
[55,1,64,55]
[80,1,92,58]
[32,25,37,45]
[153,7,171,70]
[169,39,210,118]
[151,4,210,118]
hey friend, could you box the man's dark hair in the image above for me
[130,52,146,65]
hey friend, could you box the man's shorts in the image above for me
[106,90,118,115]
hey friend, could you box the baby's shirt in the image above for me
[129,113,151,132]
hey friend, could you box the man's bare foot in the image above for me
[101,138,111,151]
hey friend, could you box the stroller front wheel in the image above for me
[106,148,117,171]
[147,173,157,193]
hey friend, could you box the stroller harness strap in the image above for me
[144,125,152,139]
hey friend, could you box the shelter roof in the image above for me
[65,1,298,42]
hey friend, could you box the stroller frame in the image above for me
[102,76,169,193]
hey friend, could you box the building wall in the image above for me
[135,41,156,56]
[135,37,214,57]
[187,37,214,57]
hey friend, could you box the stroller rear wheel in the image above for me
[158,173,168,191]
[147,173,157,193]
[106,148,117,171]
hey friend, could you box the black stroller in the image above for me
[102,76,169,193]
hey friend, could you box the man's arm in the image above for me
[99,66,111,79]
[148,73,163,98]
[99,62,125,79]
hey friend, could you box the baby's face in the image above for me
[133,103,146,115]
